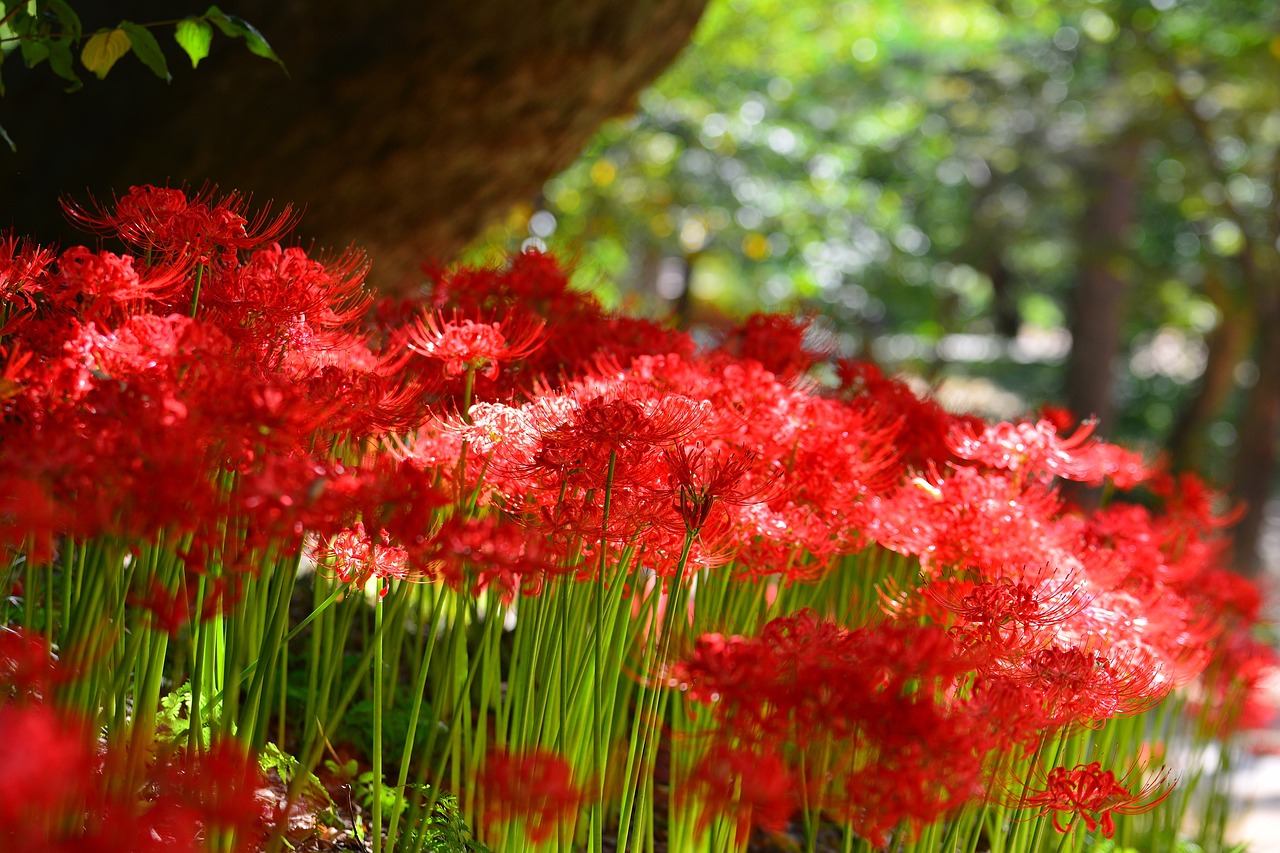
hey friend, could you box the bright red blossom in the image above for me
[1020,761,1174,837]
[404,311,546,379]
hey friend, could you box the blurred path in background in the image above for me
[1230,502,1280,853]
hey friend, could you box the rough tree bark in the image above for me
[1,0,709,288]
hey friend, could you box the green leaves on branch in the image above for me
[3,3,283,87]
[204,6,283,70]
[1,0,83,92]
[78,7,284,81]
[1,2,282,150]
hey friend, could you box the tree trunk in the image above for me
[1166,272,1252,472]
[1,0,709,289]
[1229,286,1280,577]
[1064,134,1146,436]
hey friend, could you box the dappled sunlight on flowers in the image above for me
[0,186,1273,853]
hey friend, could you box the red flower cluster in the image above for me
[2,185,1271,850]
[0,187,447,581]
[671,610,987,844]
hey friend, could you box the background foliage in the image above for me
[479,0,1280,569]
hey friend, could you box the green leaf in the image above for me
[80,28,131,79]
[204,5,286,72]
[203,5,237,38]
[119,20,170,82]
[47,0,82,41]
[18,36,48,68]
[46,38,81,91]
[174,17,213,68]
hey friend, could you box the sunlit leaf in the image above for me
[175,18,214,68]
[81,28,132,80]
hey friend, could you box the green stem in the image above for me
[373,580,385,853]
[386,584,447,852]
[591,450,617,852]
[190,263,206,317]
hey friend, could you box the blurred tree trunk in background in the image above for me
[1228,258,1280,573]
[1065,133,1146,436]
[1166,273,1250,474]
[1,0,709,289]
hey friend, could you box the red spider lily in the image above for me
[52,246,187,310]
[1066,583,1218,692]
[63,184,299,266]
[720,312,829,377]
[300,363,439,435]
[1193,629,1280,737]
[200,244,372,364]
[508,386,708,498]
[1189,567,1266,627]
[947,416,1155,488]
[657,442,779,532]
[837,746,985,849]
[680,743,796,839]
[474,747,586,844]
[1150,470,1245,531]
[836,358,979,471]
[673,611,973,745]
[924,567,1092,655]
[868,465,1066,576]
[1005,644,1171,726]
[967,675,1056,753]
[0,342,34,403]
[403,310,546,379]
[0,700,269,853]
[426,513,564,601]
[1082,499,1226,588]
[0,233,55,315]
[526,481,666,547]
[237,454,448,569]
[416,252,695,401]
[545,388,708,454]
[673,612,990,841]
[1018,761,1174,837]
[309,524,412,595]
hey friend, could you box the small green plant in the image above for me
[407,789,492,853]
[156,683,207,745]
